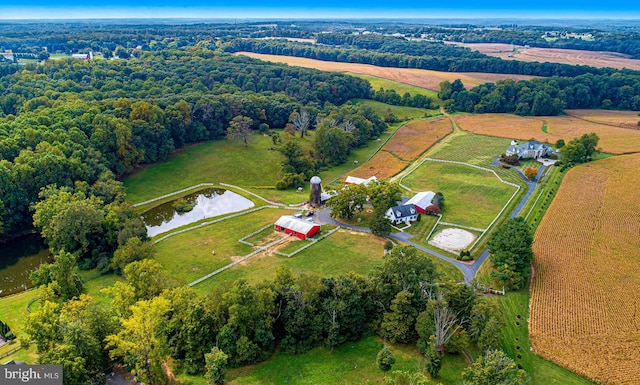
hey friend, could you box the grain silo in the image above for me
[310,176,322,207]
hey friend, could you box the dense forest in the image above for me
[0,49,374,244]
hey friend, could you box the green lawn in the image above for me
[153,207,291,287]
[498,292,594,385]
[348,73,440,100]
[223,335,468,385]
[402,162,518,229]
[352,99,441,121]
[0,290,39,363]
[404,214,439,243]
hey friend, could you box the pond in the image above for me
[0,234,50,297]
[142,188,255,237]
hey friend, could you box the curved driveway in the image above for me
[315,159,546,285]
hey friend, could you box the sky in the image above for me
[1,1,639,20]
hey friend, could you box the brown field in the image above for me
[460,43,640,71]
[348,150,408,180]
[454,112,640,154]
[348,117,453,179]
[530,154,640,385]
[565,109,640,129]
[237,52,538,91]
[384,118,453,161]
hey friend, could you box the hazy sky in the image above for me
[1,1,639,19]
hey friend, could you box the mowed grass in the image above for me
[352,99,440,121]
[348,73,440,100]
[0,290,39,363]
[403,162,517,229]
[428,127,512,166]
[498,292,594,385]
[153,207,291,286]
[223,335,469,385]
[123,135,286,204]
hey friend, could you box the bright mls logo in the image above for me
[1,365,62,385]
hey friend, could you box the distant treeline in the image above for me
[440,72,640,115]
[0,49,371,239]
[224,36,630,78]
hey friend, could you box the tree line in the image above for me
[439,72,640,115]
[23,244,508,384]
[223,37,633,78]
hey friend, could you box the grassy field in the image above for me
[530,154,640,384]
[498,292,594,385]
[222,335,469,385]
[402,162,517,229]
[153,207,291,287]
[352,99,440,121]
[348,74,440,100]
[454,113,640,155]
[0,290,39,363]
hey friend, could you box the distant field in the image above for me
[530,154,640,385]
[348,117,453,179]
[352,99,440,121]
[454,112,640,154]
[564,109,640,129]
[460,42,640,71]
[402,161,517,229]
[237,52,538,91]
[348,74,440,99]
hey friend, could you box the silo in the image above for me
[310,176,322,207]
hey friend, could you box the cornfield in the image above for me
[455,113,640,154]
[530,154,640,384]
[348,117,452,180]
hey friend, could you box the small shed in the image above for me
[345,175,378,186]
[404,191,435,214]
[385,204,418,225]
[274,216,321,239]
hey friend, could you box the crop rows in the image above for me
[530,154,640,384]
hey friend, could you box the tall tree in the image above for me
[204,347,228,385]
[487,216,534,290]
[291,109,311,138]
[462,350,528,385]
[30,250,83,301]
[226,115,254,147]
[106,296,171,385]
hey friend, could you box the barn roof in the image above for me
[345,175,378,185]
[275,216,319,234]
[405,191,435,209]
[389,204,417,219]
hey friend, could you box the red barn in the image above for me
[404,191,435,215]
[274,216,321,239]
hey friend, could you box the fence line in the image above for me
[275,227,341,257]
[153,205,290,244]
[237,224,275,246]
[525,187,545,220]
[0,344,21,360]
[425,214,442,241]
[438,222,486,232]
[133,183,217,207]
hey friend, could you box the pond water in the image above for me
[142,188,255,237]
[0,234,50,297]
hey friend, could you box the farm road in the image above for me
[316,160,546,285]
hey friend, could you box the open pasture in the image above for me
[461,43,640,71]
[402,161,518,229]
[454,113,640,154]
[153,207,289,286]
[349,74,440,99]
[352,99,440,121]
[237,52,538,91]
[530,154,640,385]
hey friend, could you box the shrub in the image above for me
[376,345,396,372]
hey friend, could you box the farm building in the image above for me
[345,175,378,186]
[404,191,435,214]
[274,215,321,239]
[385,204,418,225]
[506,140,553,159]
